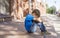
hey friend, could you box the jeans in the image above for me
[29,22,46,33]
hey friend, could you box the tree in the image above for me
[46,6,56,14]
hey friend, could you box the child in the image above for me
[25,9,50,35]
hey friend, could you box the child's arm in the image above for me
[36,17,43,22]
[33,17,43,23]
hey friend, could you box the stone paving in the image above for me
[0,21,57,38]
[46,14,60,38]
[0,14,60,38]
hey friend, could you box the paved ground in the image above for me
[46,14,60,38]
[0,14,60,38]
[0,22,57,38]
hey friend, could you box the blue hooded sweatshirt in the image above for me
[25,14,34,32]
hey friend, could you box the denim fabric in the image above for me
[30,22,46,33]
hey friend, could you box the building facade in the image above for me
[0,0,46,21]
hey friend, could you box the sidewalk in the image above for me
[0,21,57,38]
[43,14,60,38]
[0,14,60,38]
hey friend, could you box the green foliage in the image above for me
[46,6,56,14]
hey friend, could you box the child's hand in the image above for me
[33,17,43,23]
[33,18,37,20]
[33,18,39,22]
[37,18,43,22]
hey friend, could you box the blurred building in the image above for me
[0,0,46,21]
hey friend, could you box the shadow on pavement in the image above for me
[0,21,58,38]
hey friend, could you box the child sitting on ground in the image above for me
[25,9,50,35]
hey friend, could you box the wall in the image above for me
[0,0,46,21]
[0,0,10,15]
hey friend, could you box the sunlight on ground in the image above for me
[0,31,5,35]
[57,32,60,34]
[33,32,40,35]
[46,27,52,29]
[5,35,29,38]
[50,32,57,37]
[0,25,18,31]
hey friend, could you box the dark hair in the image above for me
[32,9,40,17]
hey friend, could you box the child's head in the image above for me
[32,9,40,18]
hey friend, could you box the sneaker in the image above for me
[44,31,51,35]
[40,32,45,36]
[40,31,51,36]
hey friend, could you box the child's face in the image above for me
[32,13,38,18]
